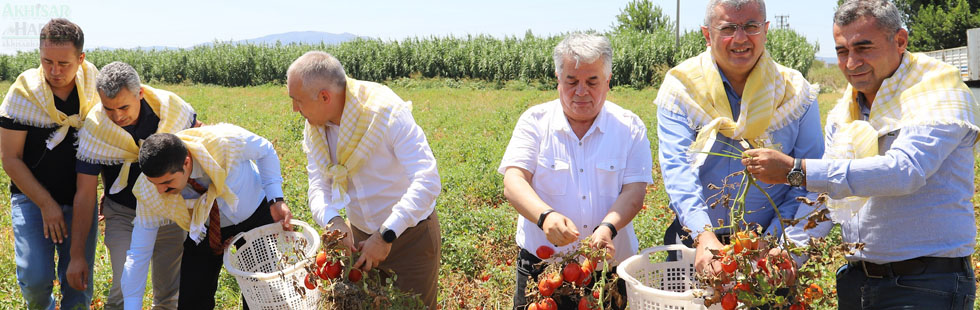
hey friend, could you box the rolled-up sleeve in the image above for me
[657,107,713,237]
[380,108,441,236]
[498,109,540,175]
[623,114,654,185]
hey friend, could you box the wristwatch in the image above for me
[787,158,805,187]
[381,227,397,243]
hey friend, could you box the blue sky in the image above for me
[0,0,839,58]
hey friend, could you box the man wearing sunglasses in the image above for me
[654,0,823,276]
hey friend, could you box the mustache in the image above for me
[844,65,871,76]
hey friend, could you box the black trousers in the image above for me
[177,200,273,310]
[663,217,732,261]
[513,248,628,310]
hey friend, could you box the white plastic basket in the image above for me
[618,244,720,310]
[223,220,322,310]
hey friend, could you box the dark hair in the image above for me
[139,133,188,178]
[39,18,84,54]
[834,0,902,35]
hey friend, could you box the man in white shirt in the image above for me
[121,124,292,310]
[499,33,653,309]
[286,51,442,309]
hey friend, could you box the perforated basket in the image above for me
[618,244,721,310]
[222,220,321,310]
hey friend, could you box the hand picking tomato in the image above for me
[536,246,555,259]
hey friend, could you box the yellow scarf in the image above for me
[133,123,246,243]
[823,52,980,221]
[303,77,411,208]
[655,49,817,168]
[0,60,99,149]
[76,85,197,194]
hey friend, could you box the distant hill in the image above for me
[226,31,362,46]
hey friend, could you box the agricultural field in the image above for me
[0,73,978,310]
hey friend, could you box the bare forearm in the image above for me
[502,168,551,223]
[70,174,98,256]
[601,182,646,230]
[2,157,58,209]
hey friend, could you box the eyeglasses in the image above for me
[713,21,767,37]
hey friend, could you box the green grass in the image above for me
[0,79,977,309]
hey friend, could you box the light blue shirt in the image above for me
[657,70,824,238]
[787,94,978,264]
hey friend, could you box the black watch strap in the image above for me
[594,222,618,239]
[381,227,397,243]
[537,209,556,230]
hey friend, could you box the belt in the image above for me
[850,256,970,278]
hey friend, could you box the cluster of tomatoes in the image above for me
[527,246,604,310]
[707,230,823,310]
[303,250,362,290]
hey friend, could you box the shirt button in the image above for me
[551,164,555,169]
[583,225,588,229]
[579,168,584,173]
[581,195,586,200]
[610,165,615,169]
[578,142,583,146]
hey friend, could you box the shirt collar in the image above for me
[189,158,206,180]
[551,100,609,137]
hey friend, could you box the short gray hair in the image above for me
[287,51,347,97]
[834,0,903,35]
[704,0,767,26]
[96,61,141,99]
[553,33,613,77]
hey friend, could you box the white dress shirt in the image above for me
[308,106,441,237]
[498,99,653,265]
[122,130,284,309]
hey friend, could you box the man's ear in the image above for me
[318,89,331,105]
[894,28,909,54]
[183,154,192,173]
[701,26,712,47]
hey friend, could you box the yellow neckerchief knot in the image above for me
[303,77,411,209]
[76,85,197,194]
[823,52,980,221]
[0,60,99,149]
[655,49,817,168]
[133,123,247,243]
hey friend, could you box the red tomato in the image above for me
[547,273,563,290]
[536,246,555,260]
[575,271,591,287]
[538,278,555,297]
[562,262,582,283]
[578,296,597,310]
[528,303,539,310]
[322,261,342,279]
[348,268,362,283]
[721,293,737,310]
[721,256,737,274]
[537,298,557,310]
[315,251,327,268]
[304,274,317,290]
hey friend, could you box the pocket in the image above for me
[893,272,956,297]
[533,157,570,196]
[596,158,626,196]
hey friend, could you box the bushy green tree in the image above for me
[906,0,980,51]
[835,0,980,51]
[612,0,673,34]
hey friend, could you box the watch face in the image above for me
[382,229,396,243]
[788,171,805,186]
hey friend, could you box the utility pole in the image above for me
[675,0,680,52]
[775,15,790,30]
